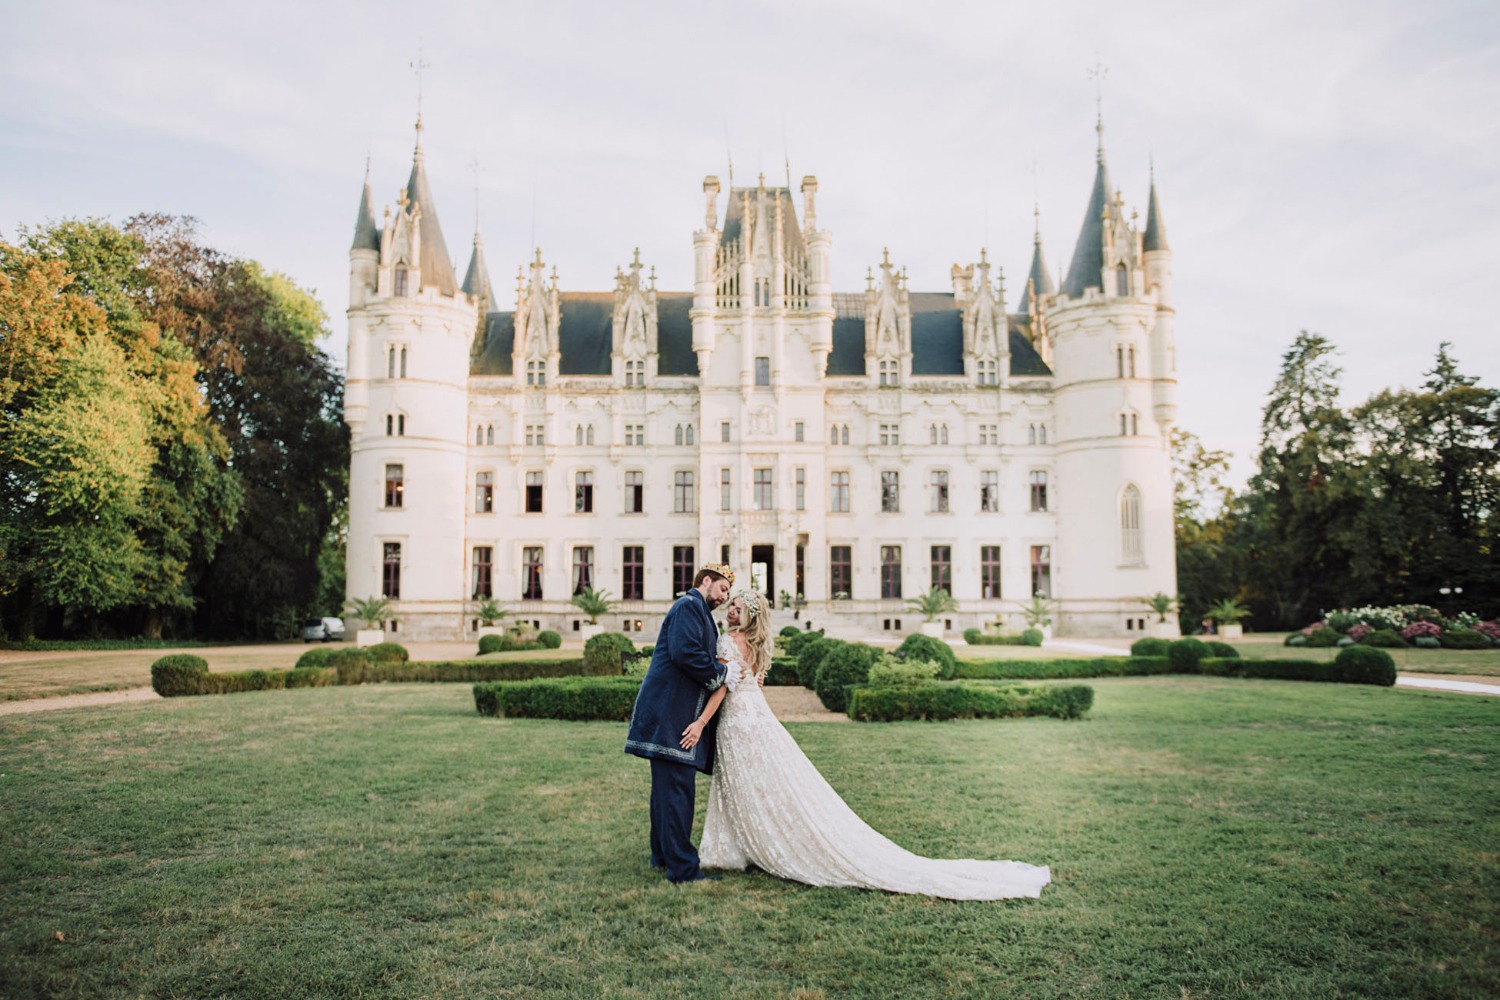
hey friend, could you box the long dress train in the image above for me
[699,636,1051,900]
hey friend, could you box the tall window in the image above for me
[486,425,494,446]
[622,545,644,600]
[625,359,644,386]
[978,360,997,386]
[720,468,732,512]
[625,424,644,446]
[388,346,397,379]
[754,357,770,386]
[1029,470,1048,512]
[675,425,684,446]
[1028,424,1037,445]
[394,269,408,297]
[1121,484,1143,564]
[879,359,898,386]
[1117,345,1126,379]
[399,347,407,378]
[386,413,405,437]
[475,471,494,513]
[472,546,493,599]
[672,546,695,596]
[981,545,1001,599]
[930,424,949,446]
[522,546,544,599]
[572,546,594,595]
[753,468,772,510]
[575,471,594,513]
[1115,264,1129,296]
[830,545,852,599]
[930,545,952,594]
[686,425,695,446]
[525,424,544,446]
[1030,545,1052,597]
[721,421,731,443]
[382,542,401,598]
[879,423,900,446]
[930,470,949,513]
[625,471,644,513]
[881,471,900,513]
[830,471,850,513]
[1128,346,1137,378]
[384,464,404,508]
[674,471,694,513]
[475,425,483,446]
[525,471,544,513]
[526,360,545,386]
[1039,424,1047,445]
[980,470,999,512]
[880,545,902,600]
[794,421,804,442]
[794,467,806,511]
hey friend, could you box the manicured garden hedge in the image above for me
[962,629,1043,646]
[954,656,1173,680]
[894,634,958,679]
[473,676,642,720]
[361,658,600,684]
[847,681,1094,722]
[150,655,604,697]
[764,656,800,686]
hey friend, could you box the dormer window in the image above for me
[526,361,545,387]
[878,360,899,387]
[394,268,409,297]
[624,359,644,387]
[977,360,998,386]
[1115,264,1129,297]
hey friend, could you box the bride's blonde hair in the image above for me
[730,590,772,677]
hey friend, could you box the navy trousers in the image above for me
[649,758,700,882]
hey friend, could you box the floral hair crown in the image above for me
[700,562,735,586]
[737,589,764,620]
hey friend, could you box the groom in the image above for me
[624,563,733,883]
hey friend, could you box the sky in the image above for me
[3,0,1497,486]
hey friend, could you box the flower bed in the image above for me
[1287,604,1495,650]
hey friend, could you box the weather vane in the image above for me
[410,46,432,123]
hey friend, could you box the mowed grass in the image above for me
[1,679,1496,999]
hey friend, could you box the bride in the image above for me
[678,590,1051,900]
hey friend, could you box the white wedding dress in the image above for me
[700,635,1051,900]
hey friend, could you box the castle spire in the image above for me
[461,225,494,307]
[1143,166,1170,253]
[1061,125,1115,299]
[401,120,458,296]
[1018,203,1056,314]
[351,158,380,251]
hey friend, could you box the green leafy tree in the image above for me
[1171,427,1244,629]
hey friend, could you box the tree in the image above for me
[1171,428,1244,629]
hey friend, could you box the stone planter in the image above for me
[920,621,944,639]
[579,623,603,642]
[1147,621,1179,640]
[1218,623,1244,640]
[355,628,385,647]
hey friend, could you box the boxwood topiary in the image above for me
[1205,641,1240,659]
[151,654,210,697]
[285,666,337,688]
[366,642,409,664]
[1130,637,1171,657]
[295,647,335,668]
[797,637,841,691]
[1304,627,1341,648]
[779,626,801,638]
[962,628,983,645]
[1167,638,1211,671]
[584,632,636,674]
[1413,636,1441,649]
[1021,629,1044,647]
[537,630,562,649]
[328,648,373,685]
[764,657,800,686]
[1333,645,1397,686]
[815,642,880,713]
[895,633,958,679]
[784,629,825,659]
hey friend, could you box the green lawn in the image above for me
[1,679,1496,998]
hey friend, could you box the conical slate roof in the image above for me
[1143,179,1170,253]
[403,134,458,296]
[1061,154,1112,299]
[462,232,494,305]
[351,170,380,251]
[1017,230,1056,314]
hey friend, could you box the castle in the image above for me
[343,118,1179,641]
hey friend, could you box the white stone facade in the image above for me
[344,125,1179,641]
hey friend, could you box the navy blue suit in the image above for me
[624,588,726,881]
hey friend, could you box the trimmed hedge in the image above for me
[797,637,841,691]
[1205,641,1240,659]
[358,658,598,684]
[783,629,825,659]
[286,666,337,688]
[1333,645,1398,686]
[328,648,373,685]
[584,632,636,673]
[1305,627,1342,648]
[474,676,642,720]
[815,642,880,713]
[478,634,545,655]
[1362,629,1407,648]
[366,642,409,664]
[295,647,336,668]
[779,626,802,639]
[1168,638,1211,671]
[1129,637,1171,657]
[962,630,1040,646]
[894,634,959,679]
[847,681,1094,722]
[1439,629,1493,650]
[150,654,210,697]
[765,657,800,686]
[955,656,1173,680]
[537,630,562,649]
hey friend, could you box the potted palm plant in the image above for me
[1142,592,1180,639]
[472,598,509,639]
[1019,594,1057,638]
[346,596,395,647]
[571,587,614,641]
[907,587,958,638]
[1205,598,1251,640]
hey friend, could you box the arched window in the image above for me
[394,268,409,297]
[686,425,695,446]
[840,425,849,445]
[475,425,483,446]
[830,425,839,445]
[1127,346,1137,378]
[586,425,595,446]
[930,425,938,446]
[675,425,684,446]
[1121,484,1143,563]
[1130,413,1139,435]
[940,425,949,445]
[486,425,494,446]
[1039,424,1048,445]
[1115,264,1129,297]
[388,347,396,379]
[1028,424,1037,445]
[576,425,585,446]
[399,347,407,378]
[1120,413,1129,436]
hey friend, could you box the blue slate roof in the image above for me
[469,292,700,378]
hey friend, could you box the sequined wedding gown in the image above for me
[699,636,1051,900]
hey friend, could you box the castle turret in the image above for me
[345,120,478,639]
[1142,172,1177,430]
[1044,121,1177,636]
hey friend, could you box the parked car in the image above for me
[301,617,346,643]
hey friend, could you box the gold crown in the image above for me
[700,562,735,586]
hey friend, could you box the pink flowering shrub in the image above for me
[1476,621,1500,641]
[1301,620,1328,637]
[1346,623,1373,642]
[1400,621,1442,640]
